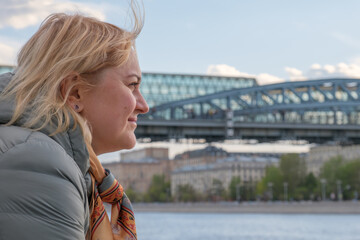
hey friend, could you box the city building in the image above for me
[306,144,360,176]
[173,145,228,169]
[103,148,172,194]
[170,145,279,196]
[171,153,279,197]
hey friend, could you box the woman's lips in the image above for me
[128,117,137,122]
[128,117,137,126]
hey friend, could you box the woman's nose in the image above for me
[137,93,149,114]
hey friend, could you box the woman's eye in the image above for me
[129,82,139,89]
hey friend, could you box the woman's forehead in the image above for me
[98,53,140,79]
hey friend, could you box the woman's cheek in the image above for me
[128,94,138,111]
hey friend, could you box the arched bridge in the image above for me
[136,78,360,143]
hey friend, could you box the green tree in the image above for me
[144,174,171,202]
[319,156,343,196]
[241,181,256,201]
[229,176,241,201]
[280,153,306,199]
[338,159,360,200]
[176,184,201,202]
[257,166,283,200]
[302,172,318,200]
[304,172,317,191]
[125,186,143,203]
[210,178,226,201]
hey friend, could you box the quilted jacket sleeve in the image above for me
[0,127,89,240]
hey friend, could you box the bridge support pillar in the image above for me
[225,109,234,138]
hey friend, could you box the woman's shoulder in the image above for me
[0,125,84,181]
[0,125,89,238]
[0,124,65,157]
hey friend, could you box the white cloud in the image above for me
[310,63,321,70]
[206,59,360,87]
[206,64,284,85]
[323,64,335,74]
[207,64,255,78]
[285,67,307,81]
[304,60,360,79]
[336,62,360,78]
[256,73,284,85]
[0,0,105,29]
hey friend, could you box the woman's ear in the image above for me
[60,73,84,112]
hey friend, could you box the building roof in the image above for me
[121,157,160,164]
[174,145,228,159]
[219,155,279,163]
[173,155,279,173]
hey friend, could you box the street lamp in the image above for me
[236,183,241,203]
[268,182,273,201]
[283,182,288,202]
[166,187,171,202]
[345,184,351,201]
[320,179,327,201]
[336,180,342,201]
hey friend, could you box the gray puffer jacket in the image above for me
[0,72,91,239]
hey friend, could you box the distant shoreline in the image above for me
[133,201,360,214]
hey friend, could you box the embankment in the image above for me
[133,201,360,214]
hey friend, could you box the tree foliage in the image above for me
[280,153,306,197]
[256,154,360,201]
[176,184,201,202]
[125,186,143,203]
[208,178,228,201]
[304,172,317,191]
[321,157,360,200]
[229,176,241,201]
[141,155,360,203]
[144,174,171,202]
[257,166,283,200]
[319,156,343,194]
[339,160,360,192]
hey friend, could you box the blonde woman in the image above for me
[0,4,148,240]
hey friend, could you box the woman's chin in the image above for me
[94,133,137,154]
[119,136,137,150]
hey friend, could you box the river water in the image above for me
[135,212,360,240]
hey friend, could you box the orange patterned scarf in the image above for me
[88,146,137,240]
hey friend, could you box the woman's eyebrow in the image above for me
[128,73,142,82]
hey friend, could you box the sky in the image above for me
[1,0,360,85]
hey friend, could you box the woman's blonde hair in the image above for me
[1,1,143,144]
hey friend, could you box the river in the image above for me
[135,212,360,240]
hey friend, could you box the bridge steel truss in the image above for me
[137,78,360,143]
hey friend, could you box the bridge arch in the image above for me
[137,78,360,143]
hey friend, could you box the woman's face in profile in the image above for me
[80,51,149,155]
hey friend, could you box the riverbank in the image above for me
[133,201,360,214]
